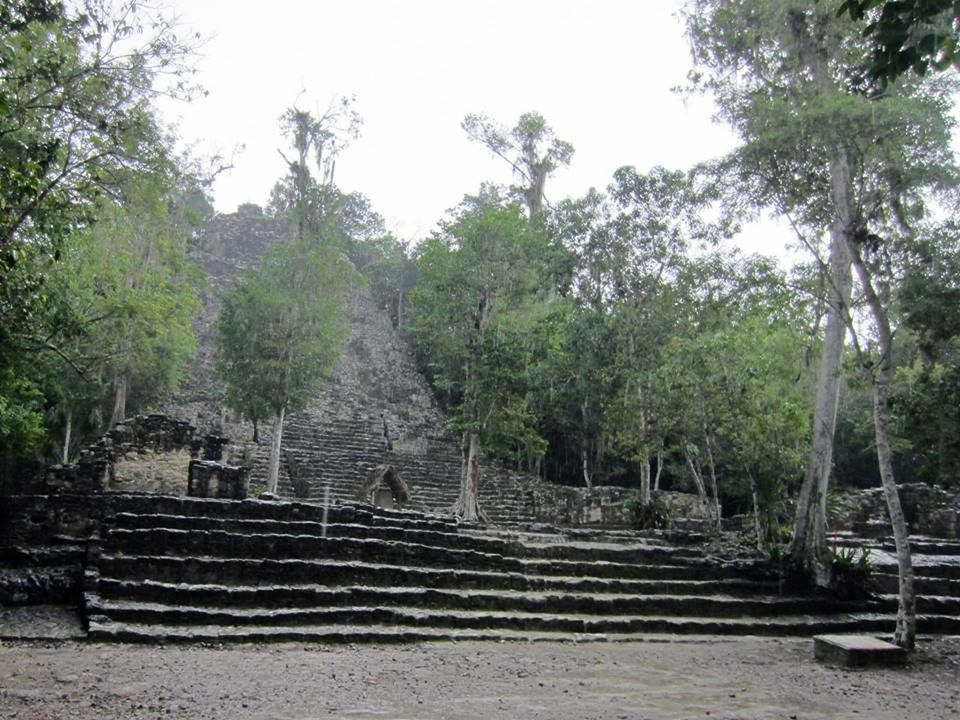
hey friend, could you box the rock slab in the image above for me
[814,634,907,667]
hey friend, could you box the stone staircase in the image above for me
[80,494,960,643]
[830,531,960,633]
[255,413,538,524]
[166,209,542,525]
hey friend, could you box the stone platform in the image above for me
[814,634,908,667]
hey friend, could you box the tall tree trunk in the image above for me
[748,468,763,549]
[703,428,722,533]
[683,446,708,502]
[791,233,851,581]
[108,370,128,428]
[266,406,285,495]
[455,431,483,522]
[579,397,592,490]
[654,441,664,491]
[639,453,651,507]
[787,6,856,584]
[581,447,593,490]
[851,247,916,650]
[870,370,916,649]
[61,410,72,465]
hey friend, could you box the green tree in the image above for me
[216,240,350,494]
[893,227,960,487]
[0,0,200,460]
[270,100,362,240]
[548,166,732,500]
[462,112,574,218]
[0,0,199,273]
[410,198,554,520]
[685,0,957,648]
[656,259,811,542]
[835,0,960,84]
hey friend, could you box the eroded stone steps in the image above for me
[103,541,714,586]
[870,573,960,597]
[874,593,960,616]
[102,495,455,530]
[829,533,960,556]
[108,512,457,538]
[870,561,960,581]
[100,522,707,566]
[265,413,539,524]
[93,577,787,608]
[87,600,903,634]
[87,584,870,620]
[93,555,738,591]
[87,612,934,644]
[87,495,960,643]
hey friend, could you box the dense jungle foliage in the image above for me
[2,0,958,546]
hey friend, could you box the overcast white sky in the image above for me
[161,0,789,254]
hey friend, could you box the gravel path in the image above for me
[1,635,958,720]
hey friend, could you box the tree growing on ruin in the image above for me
[410,198,554,521]
[215,239,349,495]
[270,98,362,240]
[462,112,574,218]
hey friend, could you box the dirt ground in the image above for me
[1,632,958,720]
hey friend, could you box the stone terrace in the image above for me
[81,493,960,644]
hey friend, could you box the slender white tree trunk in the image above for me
[108,370,128,428]
[61,410,73,465]
[791,174,853,580]
[703,429,722,533]
[749,468,763,549]
[871,372,917,649]
[851,248,916,650]
[787,7,855,583]
[654,442,663,491]
[267,406,285,495]
[639,453,651,507]
[581,447,593,490]
[455,431,483,522]
[683,447,707,502]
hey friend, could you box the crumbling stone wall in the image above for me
[44,415,231,495]
[833,483,960,539]
[530,485,632,526]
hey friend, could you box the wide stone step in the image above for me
[104,495,456,530]
[102,520,706,565]
[100,528,722,578]
[876,593,960,614]
[101,529,526,572]
[94,576,783,607]
[85,611,918,643]
[108,514,466,546]
[871,558,960,580]
[85,621,619,644]
[870,573,960,597]
[95,555,732,590]
[92,581,838,618]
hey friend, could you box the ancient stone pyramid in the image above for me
[164,207,546,523]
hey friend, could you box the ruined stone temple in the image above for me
[162,204,623,524]
[3,205,960,644]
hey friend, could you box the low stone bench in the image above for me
[813,634,907,668]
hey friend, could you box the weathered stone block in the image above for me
[813,634,907,668]
[188,460,249,500]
